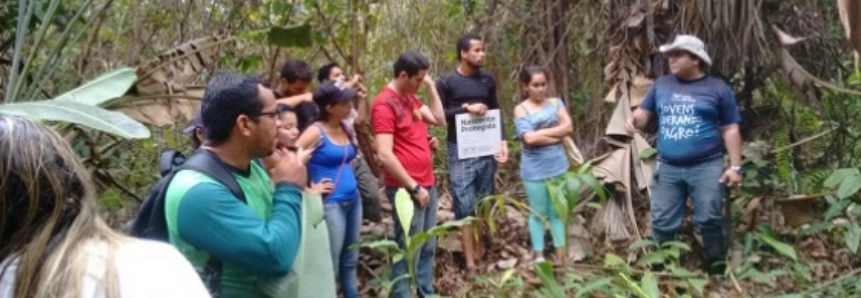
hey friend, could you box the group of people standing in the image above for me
[0,32,743,298]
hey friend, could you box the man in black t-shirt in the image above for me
[436,32,508,271]
[275,59,317,131]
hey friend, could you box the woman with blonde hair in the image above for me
[0,115,210,298]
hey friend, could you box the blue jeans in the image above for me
[324,198,362,298]
[650,157,727,262]
[385,186,439,298]
[447,142,496,219]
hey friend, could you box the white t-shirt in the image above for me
[0,239,211,298]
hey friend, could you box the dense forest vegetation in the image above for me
[4,0,861,297]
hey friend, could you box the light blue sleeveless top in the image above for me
[515,98,570,181]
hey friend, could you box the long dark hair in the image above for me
[518,66,546,101]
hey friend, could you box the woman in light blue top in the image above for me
[514,66,573,264]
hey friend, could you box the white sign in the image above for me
[455,109,502,159]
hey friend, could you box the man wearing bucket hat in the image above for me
[626,34,743,275]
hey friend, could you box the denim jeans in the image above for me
[650,157,727,263]
[447,142,496,219]
[385,186,439,298]
[324,198,362,298]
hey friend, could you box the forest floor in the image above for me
[356,183,861,298]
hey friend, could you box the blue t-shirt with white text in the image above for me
[639,75,742,165]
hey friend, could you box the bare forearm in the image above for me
[536,124,572,138]
[276,94,308,107]
[722,128,743,166]
[378,152,417,188]
[426,88,446,126]
[523,132,562,146]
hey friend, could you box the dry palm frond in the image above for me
[110,36,233,127]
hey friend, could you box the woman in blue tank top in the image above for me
[513,66,573,266]
[296,80,360,298]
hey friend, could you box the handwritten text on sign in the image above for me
[455,109,501,159]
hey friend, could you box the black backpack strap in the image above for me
[159,150,186,178]
[179,150,247,203]
[175,150,248,296]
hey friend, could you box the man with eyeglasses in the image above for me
[163,73,308,298]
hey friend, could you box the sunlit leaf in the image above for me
[845,222,861,254]
[575,277,614,298]
[838,175,861,199]
[640,272,660,298]
[394,188,414,243]
[0,100,150,139]
[825,168,860,188]
[628,239,657,251]
[54,67,137,106]
[756,232,797,261]
[635,252,665,267]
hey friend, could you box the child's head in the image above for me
[276,104,299,148]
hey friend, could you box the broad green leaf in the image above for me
[628,239,657,251]
[686,278,706,295]
[660,241,692,252]
[534,261,565,298]
[669,266,698,278]
[575,277,614,298]
[54,67,137,106]
[359,239,399,252]
[394,188,414,241]
[824,168,860,188]
[580,174,607,200]
[0,100,150,139]
[603,253,627,268]
[267,23,312,48]
[838,174,861,199]
[635,251,665,267]
[845,222,861,254]
[500,269,515,286]
[637,148,657,161]
[640,272,660,298]
[756,232,797,261]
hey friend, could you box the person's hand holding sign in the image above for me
[462,102,488,116]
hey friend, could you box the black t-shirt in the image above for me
[435,69,506,144]
[275,91,318,132]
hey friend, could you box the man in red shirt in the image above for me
[371,50,445,298]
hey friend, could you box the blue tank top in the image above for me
[515,98,569,181]
[307,123,359,203]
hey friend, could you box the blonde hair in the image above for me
[0,116,124,298]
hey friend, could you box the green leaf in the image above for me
[635,251,665,267]
[359,239,399,252]
[54,67,137,106]
[534,261,565,298]
[603,253,628,268]
[837,175,861,199]
[640,271,660,298]
[687,278,706,295]
[756,232,797,261]
[267,23,312,48]
[575,277,614,298]
[394,188,415,241]
[628,239,657,251]
[0,100,150,139]
[825,168,860,188]
[845,222,861,254]
[660,241,692,252]
[637,148,656,161]
[669,266,698,278]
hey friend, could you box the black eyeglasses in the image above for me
[254,104,290,119]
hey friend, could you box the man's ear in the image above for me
[236,115,254,137]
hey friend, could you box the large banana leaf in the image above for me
[0,100,150,139]
[55,67,137,106]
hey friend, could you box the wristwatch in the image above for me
[411,184,422,194]
[730,165,742,174]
